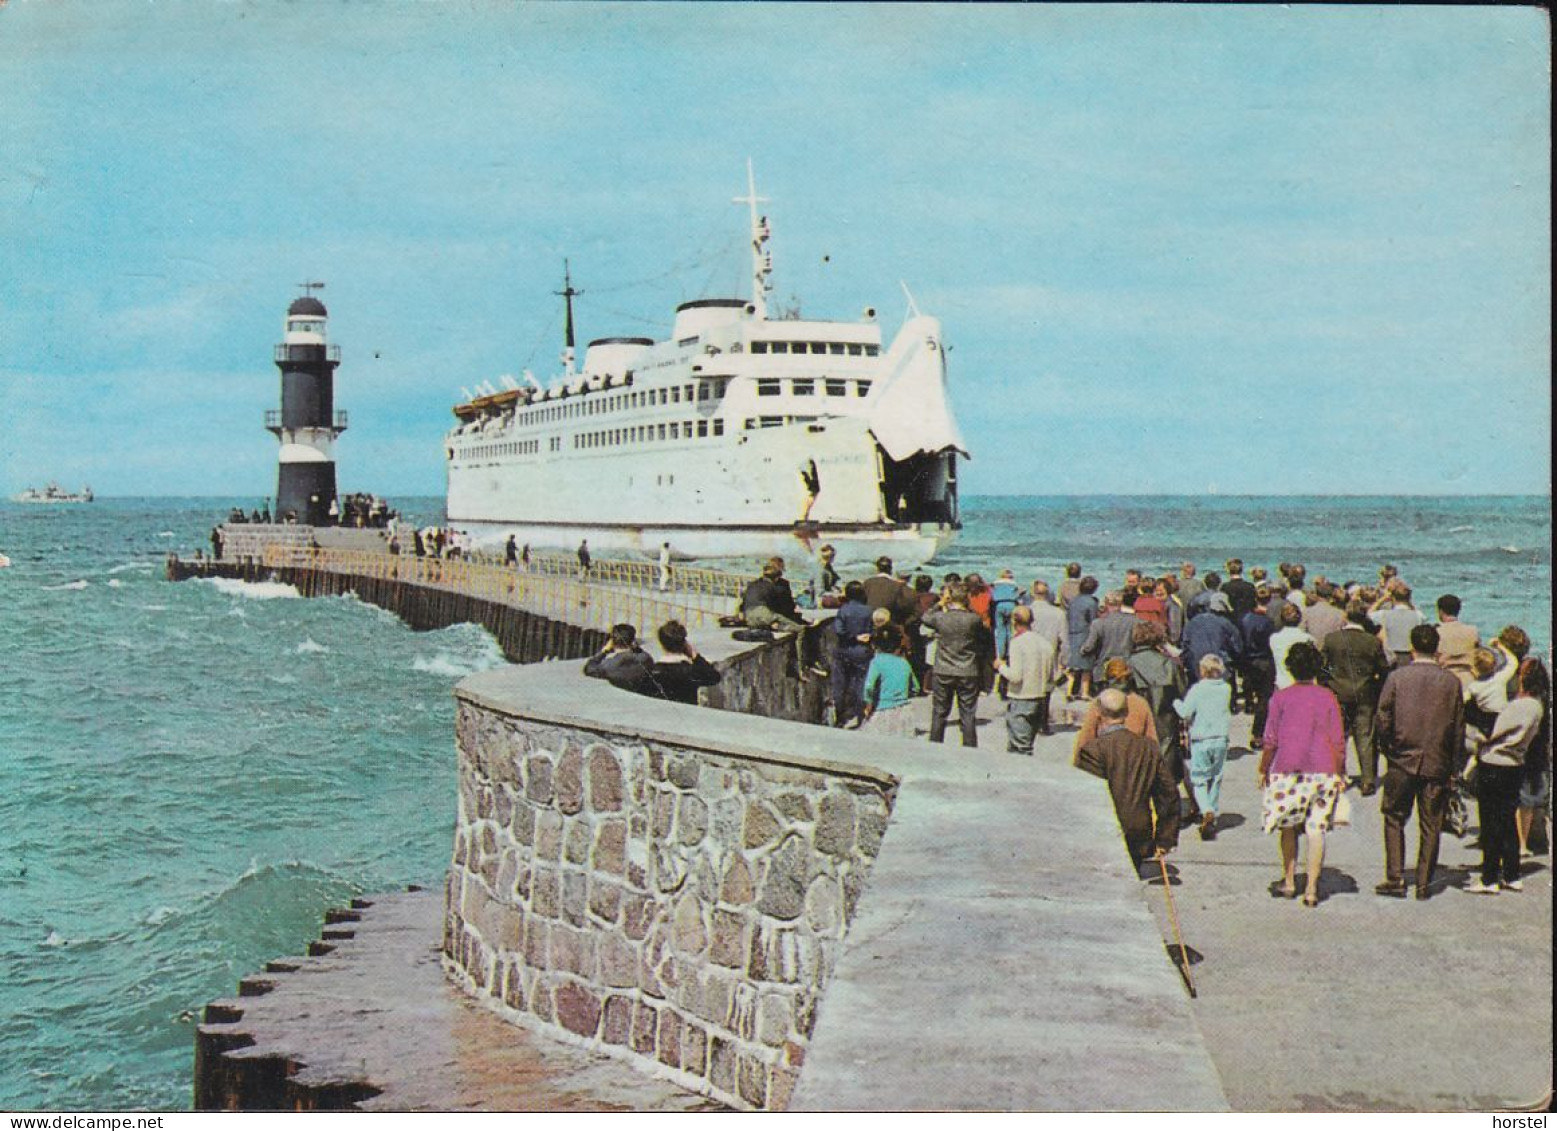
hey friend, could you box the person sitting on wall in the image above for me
[739,558,807,633]
[644,620,723,705]
[583,623,656,694]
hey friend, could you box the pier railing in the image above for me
[259,545,730,634]
[494,551,750,600]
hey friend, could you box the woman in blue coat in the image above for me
[1065,575,1101,699]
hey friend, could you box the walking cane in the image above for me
[1157,851,1197,998]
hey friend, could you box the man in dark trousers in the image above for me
[1323,602,1392,795]
[1075,689,1181,872]
[1374,623,1466,899]
[922,581,989,747]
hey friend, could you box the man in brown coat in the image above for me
[1076,689,1180,872]
[1374,623,1466,899]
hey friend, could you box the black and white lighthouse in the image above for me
[265,287,346,525]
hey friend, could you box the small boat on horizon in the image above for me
[10,483,94,504]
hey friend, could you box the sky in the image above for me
[0,2,1549,499]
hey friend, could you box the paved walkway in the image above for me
[888,688,1552,1111]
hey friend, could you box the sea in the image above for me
[0,494,1548,1111]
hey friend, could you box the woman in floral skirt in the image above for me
[1259,642,1348,906]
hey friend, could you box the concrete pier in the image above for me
[195,890,720,1112]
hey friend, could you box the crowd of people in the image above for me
[592,548,1551,903]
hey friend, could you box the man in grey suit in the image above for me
[1374,623,1466,900]
[1080,590,1139,687]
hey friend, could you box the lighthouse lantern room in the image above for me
[265,285,346,525]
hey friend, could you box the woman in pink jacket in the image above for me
[1259,642,1347,906]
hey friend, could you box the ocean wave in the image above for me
[296,638,329,654]
[108,562,156,575]
[156,531,174,538]
[139,604,168,612]
[411,652,485,679]
[41,930,69,949]
[107,579,123,589]
[199,577,300,601]
[41,580,89,592]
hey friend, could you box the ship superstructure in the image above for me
[445,167,967,566]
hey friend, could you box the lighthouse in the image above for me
[265,287,346,525]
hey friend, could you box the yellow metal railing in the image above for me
[260,545,727,633]
[460,550,749,600]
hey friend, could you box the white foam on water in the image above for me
[107,579,123,589]
[140,604,168,612]
[411,653,481,679]
[108,562,156,575]
[156,531,174,538]
[42,580,89,592]
[296,638,329,654]
[199,577,300,601]
[1501,545,1520,554]
[142,906,179,927]
[41,930,68,949]
[227,607,247,618]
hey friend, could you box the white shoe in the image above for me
[1464,879,1501,895]
[1501,879,1524,892]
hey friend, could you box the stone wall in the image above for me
[442,696,895,1111]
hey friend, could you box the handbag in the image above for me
[1445,783,1471,838]
[1331,789,1353,827]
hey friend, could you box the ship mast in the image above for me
[555,260,582,375]
[733,159,772,320]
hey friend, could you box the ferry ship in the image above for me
[11,483,93,504]
[445,167,967,567]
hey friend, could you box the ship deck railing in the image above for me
[258,544,738,635]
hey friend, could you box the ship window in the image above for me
[684,384,694,401]
[751,341,769,354]
[829,343,846,355]
[760,416,783,428]
[672,387,681,404]
[865,344,880,357]
[826,379,847,396]
[678,336,698,347]
[657,423,667,440]
[789,342,807,355]
[855,380,872,397]
[697,419,708,437]
[717,379,728,396]
[771,342,789,355]
[713,418,724,436]
[671,422,680,439]
[757,379,781,397]
[847,344,863,356]
[810,342,826,354]
[791,379,814,396]
[697,384,708,401]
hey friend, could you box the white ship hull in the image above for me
[445,171,968,572]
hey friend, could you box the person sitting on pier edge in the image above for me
[831,581,875,728]
[583,623,656,694]
[922,581,989,748]
[644,620,722,705]
[1075,688,1180,873]
[740,558,807,633]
